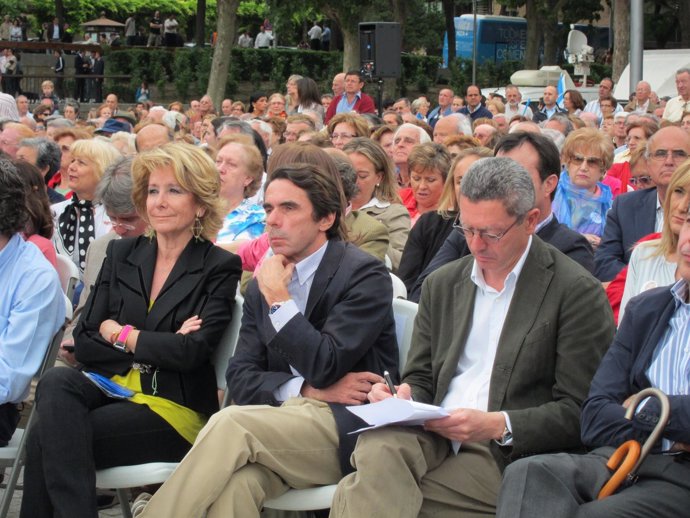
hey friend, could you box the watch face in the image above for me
[113,342,127,352]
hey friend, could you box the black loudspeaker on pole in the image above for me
[359,22,401,116]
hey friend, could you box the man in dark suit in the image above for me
[73,50,89,102]
[595,126,690,281]
[496,211,690,518]
[331,157,615,517]
[91,50,104,103]
[408,132,593,302]
[137,163,399,518]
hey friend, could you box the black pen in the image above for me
[383,370,397,398]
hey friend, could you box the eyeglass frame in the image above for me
[647,149,689,162]
[453,214,522,243]
[568,154,604,169]
[629,175,653,186]
[330,132,357,142]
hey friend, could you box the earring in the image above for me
[192,215,203,241]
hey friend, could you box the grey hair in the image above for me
[545,113,573,136]
[676,67,690,76]
[394,122,431,144]
[216,118,253,137]
[64,99,80,114]
[540,128,566,152]
[446,113,473,136]
[95,156,135,215]
[19,137,61,175]
[330,154,358,201]
[460,157,535,218]
[46,117,74,129]
[251,119,273,138]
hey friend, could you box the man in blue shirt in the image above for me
[0,158,65,445]
[496,206,690,518]
[427,88,454,128]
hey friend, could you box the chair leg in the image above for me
[117,488,133,518]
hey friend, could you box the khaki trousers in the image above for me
[330,426,502,518]
[139,398,342,518]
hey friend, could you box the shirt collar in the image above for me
[293,240,328,286]
[535,211,554,233]
[359,196,391,210]
[470,235,533,294]
[671,279,690,307]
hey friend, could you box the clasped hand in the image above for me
[257,254,293,306]
[302,372,384,405]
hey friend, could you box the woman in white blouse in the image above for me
[619,160,690,322]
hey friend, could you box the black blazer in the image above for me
[581,286,690,449]
[226,239,399,474]
[74,236,241,417]
[595,188,658,281]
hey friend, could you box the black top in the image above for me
[397,211,457,293]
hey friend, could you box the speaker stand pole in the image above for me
[376,77,384,117]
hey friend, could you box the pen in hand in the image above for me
[383,370,397,398]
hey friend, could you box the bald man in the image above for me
[332,73,346,97]
[532,85,566,123]
[135,123,173,152]
[625,81,658,114]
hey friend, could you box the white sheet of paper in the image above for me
[347,397,450,434]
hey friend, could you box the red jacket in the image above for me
[325,92,377,123]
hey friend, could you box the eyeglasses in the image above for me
[649,149,689,162]
[282,131,304,139]
[330,133,356,142]
[629,175,653,187]
[453,215,521,243]
[108,216,139,231]
[569,154,604,169]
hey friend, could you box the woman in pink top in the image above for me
[13,160,57,268]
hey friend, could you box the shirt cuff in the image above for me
[495,411,514,446]
[268,299,298,332]
[273,376,305,402]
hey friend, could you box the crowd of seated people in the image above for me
[2,65,690,518]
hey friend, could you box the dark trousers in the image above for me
[74,78,85,102]
[94,79,102,103]
[0,402,20,446]
[19,367,191,518]
[310,38,321,51]
[54,72,63,99]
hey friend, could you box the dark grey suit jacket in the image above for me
[404,237,616,470]
[595,188,658,281]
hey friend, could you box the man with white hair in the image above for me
[250,119,273,153]
[625,80,657,114]
[332,73,346,97]
[392,123,430,187]
[427,88,454,128]
[504,85,533,120]
[0,92,19,122]
[432,113,471,144]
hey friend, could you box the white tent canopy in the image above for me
[614,49,690,100]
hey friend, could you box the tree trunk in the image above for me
[196,0,207,47]
[612,0,629,83]
[442,0,456,62]
[341,23,359,73]
[679,1,690,47]
[207,0,239,112]
[524,0,541,69]
[55,0,65,29]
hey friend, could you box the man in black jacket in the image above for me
[137,163,399,518]
[409,131,593,302]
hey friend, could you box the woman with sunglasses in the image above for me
[554,128,614,248]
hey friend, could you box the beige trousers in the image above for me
[330,426,502,518]
[139,398,342,518]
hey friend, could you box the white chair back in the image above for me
[213,294,244,391]
[392,298,417,367]
[55,255,79,300]
[389,272,407,300]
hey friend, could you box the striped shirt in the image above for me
[646,279,690,450]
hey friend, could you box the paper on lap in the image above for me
[347,398,449,434]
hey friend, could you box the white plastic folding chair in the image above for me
[263,298,419,512]
[54,254,79,301]
[390,272,407,299]
[0,295,73,518]
[95,295,244,518]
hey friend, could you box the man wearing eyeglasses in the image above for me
[596,126,690,281]
[331,157,615,518]
[324,70,376,124]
